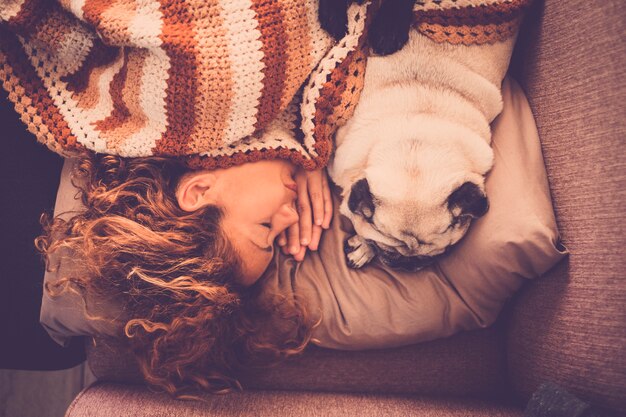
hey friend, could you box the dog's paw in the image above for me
[318,0,367,40]
[344,234,376,269]
[318,0,349,40]
[368,0,414,56]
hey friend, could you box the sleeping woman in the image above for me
[1,0,346,397]
[37,154,333,396]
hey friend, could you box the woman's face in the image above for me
[176,160,299,286]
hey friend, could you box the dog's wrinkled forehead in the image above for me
[365,119,494,180]
[367,146,475,205]
[368,185,456,240]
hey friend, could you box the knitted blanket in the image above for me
[0,0,530,171]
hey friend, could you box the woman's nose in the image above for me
[272,203,299,233]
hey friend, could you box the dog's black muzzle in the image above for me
[374,246,436,272]
[371,241,456,272]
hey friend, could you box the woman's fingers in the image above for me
[287,168,333,261]
[286,222,300,255]
[277,231,287,246]
[307,171,325,227]
[293,244,307,262]
[277,231,288,254]
[321,170,333,229]
[308,224,323,251]
[296,173,312,247]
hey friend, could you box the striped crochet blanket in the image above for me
[0,0,530,170]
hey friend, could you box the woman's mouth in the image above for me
[285,182,298,193]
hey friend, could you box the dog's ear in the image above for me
[447,182,489,219]
[348,178,376,221]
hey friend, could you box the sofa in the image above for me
[63,1,625,415]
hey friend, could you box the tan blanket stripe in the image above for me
[94,48,131,133]
[99,1,139,45]
[277,0,312,110]
[108,50,149,153]
[61,42,119,108]
[152,1,198,156]
[186,0,233,153]
[113,0,171,157]
[81,0,112,34]
[216,0,263,146]
[94,49,149,154]
[251,0,287,133]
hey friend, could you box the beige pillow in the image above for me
[41,77,567,349]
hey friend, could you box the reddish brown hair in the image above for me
[36,154,316,398]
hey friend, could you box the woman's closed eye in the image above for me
[257,222,274,251]
[251,224,273,253]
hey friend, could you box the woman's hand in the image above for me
[277,168,333,261]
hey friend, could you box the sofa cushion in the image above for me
[66,382,524,417]
[507,0,626,413]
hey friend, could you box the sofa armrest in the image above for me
[65,383,524,417]
[85,327,510,399]
[506,0,626,413]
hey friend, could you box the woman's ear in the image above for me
[176,171,218,212]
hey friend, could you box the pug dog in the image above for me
[320,1,516,270]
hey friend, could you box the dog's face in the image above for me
[332,116,494,270]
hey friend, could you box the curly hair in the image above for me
[36,154,316,398]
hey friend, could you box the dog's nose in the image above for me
[378,250,436,271]
[348,178,376,220]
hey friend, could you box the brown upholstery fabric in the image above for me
[88,325,510,399]
[506,0,626,412]
[66,383,523,417]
